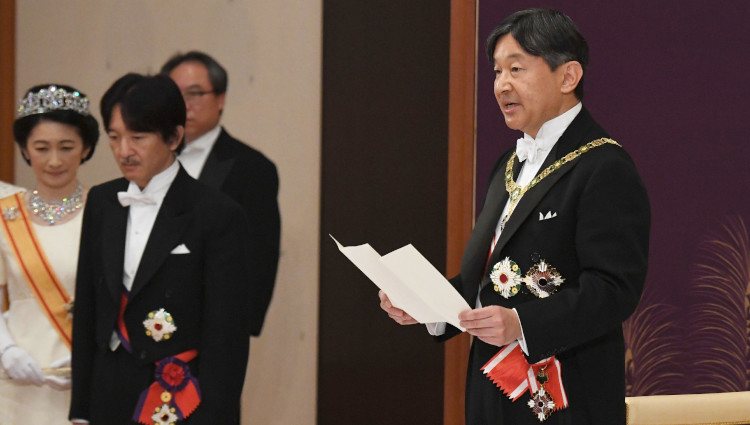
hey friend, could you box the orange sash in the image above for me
[0,193,73,348]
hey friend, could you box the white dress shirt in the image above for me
[427,103,583,354]
[177,125,222,178]
[109,160,179,351]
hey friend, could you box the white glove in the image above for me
[1,345,44,385]
[0,291,43,386]
[43,356,71,390]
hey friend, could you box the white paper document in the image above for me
[331,235,470,330]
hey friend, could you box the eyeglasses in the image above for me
[181,89,215,104]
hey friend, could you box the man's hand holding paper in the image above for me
[332,236,470,330]
[378,291,418,325]
[459,306,521,347]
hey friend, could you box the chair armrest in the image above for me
[626,391,750,425]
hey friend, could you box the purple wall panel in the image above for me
[477,1,750,394]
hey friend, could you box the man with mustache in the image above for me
[69,74,254,424]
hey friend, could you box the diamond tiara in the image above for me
[16,85,90,118]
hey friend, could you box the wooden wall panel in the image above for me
[0,0,15,182]
[319,1,450,424]
[444,1,476,424]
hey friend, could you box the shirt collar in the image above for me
[524,102,582,148]
[125,159,180,204]
[181,125,222,155]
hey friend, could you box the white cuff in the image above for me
[425,322,446,336]
[511,308,529,355]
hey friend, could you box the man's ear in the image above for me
[169,126,185,152]
[560,61,583,95]
[216,92,226,115]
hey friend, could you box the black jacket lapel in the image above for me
[199,129,235,189]
[458,153,517,302]
[488,107,600,259]
[461,149,518,305]
[128,167,194,300]
[102,180,130,304]
[489,148,575,259]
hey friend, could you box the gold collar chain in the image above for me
[500,138,620,229]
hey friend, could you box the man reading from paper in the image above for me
[379,8,649,425]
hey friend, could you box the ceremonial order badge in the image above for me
[489,257,523,298]
[2,206,19,221]
[524,260,564,298]
[134,351,201,425]
[151,404,179,425]
[482,342,568,423]
[143,309,177,342]
[528,369,556,421]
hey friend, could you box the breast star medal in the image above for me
[2,207,19,221]
[524,260,565,298]
[489,257,523,298]
[143,308,177,342]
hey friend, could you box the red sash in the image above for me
[482,342,568,413]
[133,349,202,425]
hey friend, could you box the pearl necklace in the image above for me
[27,182,84,225]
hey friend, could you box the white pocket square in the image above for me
[170,243,190,254]
[539,211,558,221]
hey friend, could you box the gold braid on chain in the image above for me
[503,137,621,219]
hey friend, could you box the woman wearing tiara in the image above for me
[0,84,98,423]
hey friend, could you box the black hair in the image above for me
[13,84,99,165]
[486,8,589,99]
[160,50,228,94]
[100,73,187,153]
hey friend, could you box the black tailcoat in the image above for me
[70,167,253,424]
[444,109,650,425]
[198,129,280,336]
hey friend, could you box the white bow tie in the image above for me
[118,191,157,207]
[516,136,549,164]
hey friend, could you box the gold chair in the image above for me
[626,391,750,425]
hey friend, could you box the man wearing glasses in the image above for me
[161,52,280,338]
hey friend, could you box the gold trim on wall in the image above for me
[445,1,477,424]
[0,0,16,183]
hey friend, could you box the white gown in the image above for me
[0,182,23,199]
[0,199,82,425]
